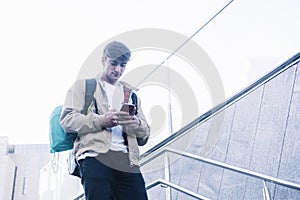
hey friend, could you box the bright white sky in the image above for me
[0,0,299,146]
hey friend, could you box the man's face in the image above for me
[102,56,128,84]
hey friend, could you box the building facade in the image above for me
[0,136,51,200]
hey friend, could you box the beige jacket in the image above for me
[60,74,150,166]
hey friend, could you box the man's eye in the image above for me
[120,63,127,67]
[110,61,118,66]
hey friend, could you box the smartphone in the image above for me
[120,103,135,115]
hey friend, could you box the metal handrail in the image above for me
[146,178,211,200]
[73,193,85,200]
[143,148,299,200]
[165,148,300,191]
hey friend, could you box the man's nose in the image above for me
[114,65,122,72]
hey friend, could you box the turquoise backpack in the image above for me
[49,79,97,153]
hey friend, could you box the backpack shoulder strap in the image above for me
[131,92,137,105]
[131,92,138,115]
[81,78,97,115]
[123,85,138,115]
[123,86,132,103]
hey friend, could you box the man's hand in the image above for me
[117,111,140,129]
[105,110,140,129]
[104,110,119,128]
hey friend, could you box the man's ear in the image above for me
[101,56,105,66]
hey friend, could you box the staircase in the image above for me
[140,52,300,200]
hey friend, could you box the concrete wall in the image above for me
[142,61,300,199]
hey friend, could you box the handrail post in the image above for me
[263,180,271,200]
[164,152,171,200]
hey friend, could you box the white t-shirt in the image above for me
[103,81,128,153]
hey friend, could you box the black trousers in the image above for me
[79,151,148,200]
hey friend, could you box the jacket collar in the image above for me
[96,73,138,91]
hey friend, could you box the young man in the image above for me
[60,41,150,200]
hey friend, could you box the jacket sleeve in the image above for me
[59,80,106,136]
